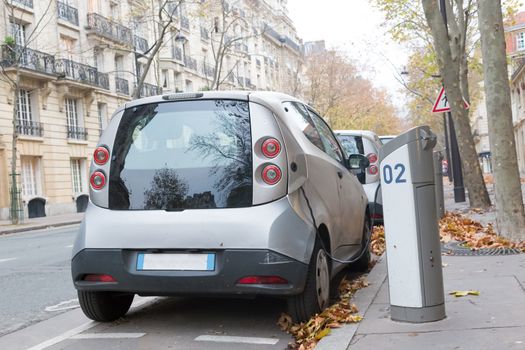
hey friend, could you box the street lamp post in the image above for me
[439,0,466,203]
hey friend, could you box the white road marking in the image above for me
[26,321,96,350]
[26,296,157,350]
[65,245,73,248]
[71,333,145,339]
[45,299,79,312]
[0,257,17,263]
[195,335,279,345]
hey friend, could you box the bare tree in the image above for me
[477,0,525,241]
[131,0,185,99]
[200,0,263,90]
[1,0,54,223]
[421,0,491,209]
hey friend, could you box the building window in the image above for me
[21,157,41,197]
[161,69,169,88]
[518,32,525,51]
[70,158,86,193]
[60,36,76,60]
[16,90,42,137]
[114,55,124,78]
[97,103,107,134]
[66,98,86,140]
[10,21,26,46]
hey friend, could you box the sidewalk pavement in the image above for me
[317,180,525,350]
[0,212,84,235]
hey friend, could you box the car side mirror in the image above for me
[347,154,370,171]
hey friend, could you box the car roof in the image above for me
[334,130,379,139]
[123,90,303,110]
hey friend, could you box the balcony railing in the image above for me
[134,35,148,54]
[172,47,182,61]
[16,120,43,137]
[181,16,190,31]
[1,45,56,75]
[201,62,215,77]
[512,56,525,81]
[86,13,133,47]
[284,36,302,55]
[56,59,109,89]
[12,0,33,8]
[184,55,197,70]
[57,1,79,26]
[200,27,209,40]
[138,82,162,98]
[67,126,88,140]
[115,77,129,95]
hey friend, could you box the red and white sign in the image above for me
[432,87,470,113]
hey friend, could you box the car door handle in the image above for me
[337,171,343,179]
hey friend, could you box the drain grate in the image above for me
[441,241,524,256]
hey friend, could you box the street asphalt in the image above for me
[0,225,79,336]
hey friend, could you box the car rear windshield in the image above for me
[337,135,364,156]
[109,99,253,210]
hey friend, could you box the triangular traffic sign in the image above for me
[432,87,470,113]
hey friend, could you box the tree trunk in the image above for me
[477,0,525,241]
[421,0,491,209]
[10,69,21,224]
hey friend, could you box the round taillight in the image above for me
[369,165,379,175]
[94,146,110,165]
[367,153,378,164]
[90,171,106,190]
[262,164,282,185]
[261,138,281,158]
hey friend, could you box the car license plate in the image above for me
[136,253,215,271]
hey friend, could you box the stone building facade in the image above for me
[0,0,304,220]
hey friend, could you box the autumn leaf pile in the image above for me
[439,212,525,252]
[370,226,386,256]
[278,277,369,350]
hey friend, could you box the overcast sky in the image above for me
[286,0,410,115]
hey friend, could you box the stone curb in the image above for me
[0,220,82,235]
[316,255,388,350]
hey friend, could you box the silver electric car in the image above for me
[72,91,370,323]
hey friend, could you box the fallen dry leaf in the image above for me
[371,226,386,256]
[449,290,480,297]
[279,276,370,350]
[439,212,525,252]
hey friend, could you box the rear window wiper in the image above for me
[165,207,186,212]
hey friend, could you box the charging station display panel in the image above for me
[381,143,423,308]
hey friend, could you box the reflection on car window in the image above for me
[337,135,364,156]
[307,109,343,163]
[284,102,324,151]
[109,100,252,210]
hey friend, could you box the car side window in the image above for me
[284,102,324,151]
[307,108,344,163]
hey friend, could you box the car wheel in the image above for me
[78,290,134,322]
[287,239,331,323]
[351,218,371,272]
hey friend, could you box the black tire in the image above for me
[78,290,134,322]
[287,239,331,323]
[351,218,371,272]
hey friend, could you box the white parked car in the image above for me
[335,130,383,224]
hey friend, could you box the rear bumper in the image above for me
[72,248,309,296]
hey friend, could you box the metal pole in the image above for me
[443,113,452,182]
[448,112,466,202]
[439,0,466,203]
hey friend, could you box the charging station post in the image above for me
[379,126,446,323]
